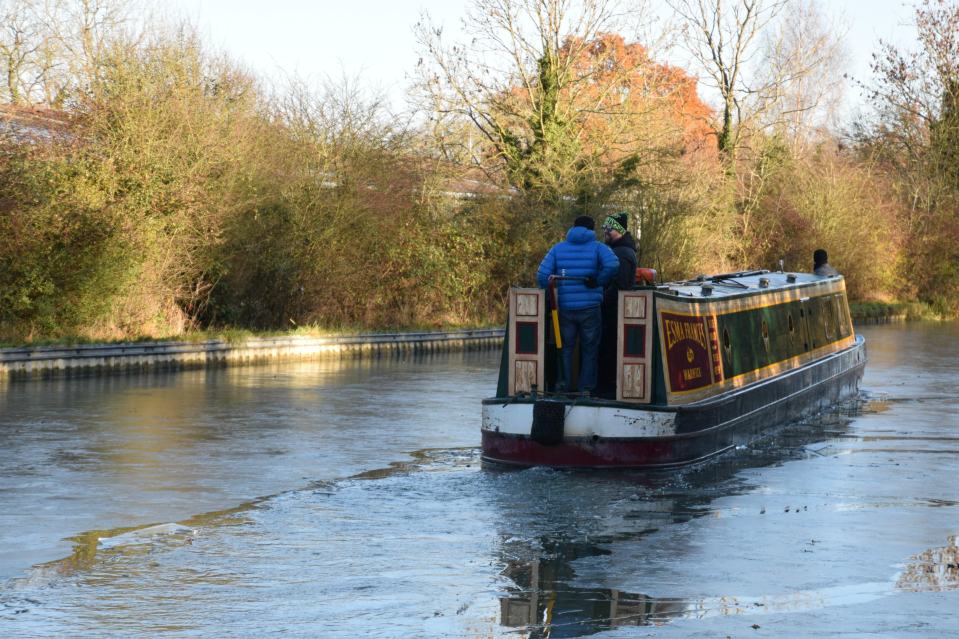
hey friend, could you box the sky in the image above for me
[166,0,923,119]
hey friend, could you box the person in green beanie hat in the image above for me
[597,211,637,397]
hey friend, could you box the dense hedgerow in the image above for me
[0,1,956,342]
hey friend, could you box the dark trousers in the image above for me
[558,306,602,392]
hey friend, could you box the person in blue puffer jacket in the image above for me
[536,215,619,393]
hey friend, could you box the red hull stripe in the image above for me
[481,431,729,469]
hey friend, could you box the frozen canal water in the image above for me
[1,322,957,637]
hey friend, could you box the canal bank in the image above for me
[0,329,504,381]
[0,310,933,381]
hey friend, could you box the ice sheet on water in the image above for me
[98,523,196,549]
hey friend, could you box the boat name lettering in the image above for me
[663,318,708,351]
[682,367,702,382]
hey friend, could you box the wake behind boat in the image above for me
[481,270,866,468]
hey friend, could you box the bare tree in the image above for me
[859,0,959,309]
[0,0,46,104]
[864,0,959,173]
[757,0,847,151]
[0,0,137,106]
[58,0,136,80]
[414,0,667,206]
[668,0,786,161]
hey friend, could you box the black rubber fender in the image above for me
[531,400,566,446]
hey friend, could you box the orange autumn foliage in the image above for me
[559,33,716,159]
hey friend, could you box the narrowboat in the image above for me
[481,270,866,468]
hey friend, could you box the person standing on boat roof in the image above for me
[597,212,637,397]
[536,215,619,394]
[813,249,839,276]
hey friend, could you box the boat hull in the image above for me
[481,336,866,469]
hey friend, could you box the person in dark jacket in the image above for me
[813,249,839,276]
[536,215,619,393]
[597,212,637,397]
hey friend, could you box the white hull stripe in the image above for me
[482,403,677,439]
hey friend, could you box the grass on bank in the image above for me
[849,300,944,322]
[1,301,949,350]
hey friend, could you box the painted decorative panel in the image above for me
[514,360,536,394]
[660,312,712,393]
[507,288,545,396]
[623,324,646,358]
[515,322,538,354]
[624,296,647,319]
[621,364,646,399]
[617,291,654,403]
[515,294,539,317]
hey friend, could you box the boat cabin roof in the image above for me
[654,270,841,300]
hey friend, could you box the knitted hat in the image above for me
[603,211,629,235]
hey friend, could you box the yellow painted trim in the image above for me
[665,334,856,398]
[722,334,856,386]
[656,278,849,318]
[656,279,857,405]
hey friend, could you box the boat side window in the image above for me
[799,307,816,351]
[761,319,770,351]
[835,295,850,337]
[806,306,819,348]
[788,313,795,334]
[822,297,836,340]
[723,327,731,353]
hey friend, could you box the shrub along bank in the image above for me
[1,3,956,345]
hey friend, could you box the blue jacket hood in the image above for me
[536,228,620,310]
[566,226,595,244]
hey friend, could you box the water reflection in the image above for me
[2,410,958,636]
[897,535,959,593]
[0,350,501,579]
[499,544,687,636]
[490,384,959,639]
[493,413,859,637]
[499,526,959,637]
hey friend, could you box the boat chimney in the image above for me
[701,284,713,296]
[759,277,770,288]
[786,273,797,283]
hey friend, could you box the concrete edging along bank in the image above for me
[0,329,505,381]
